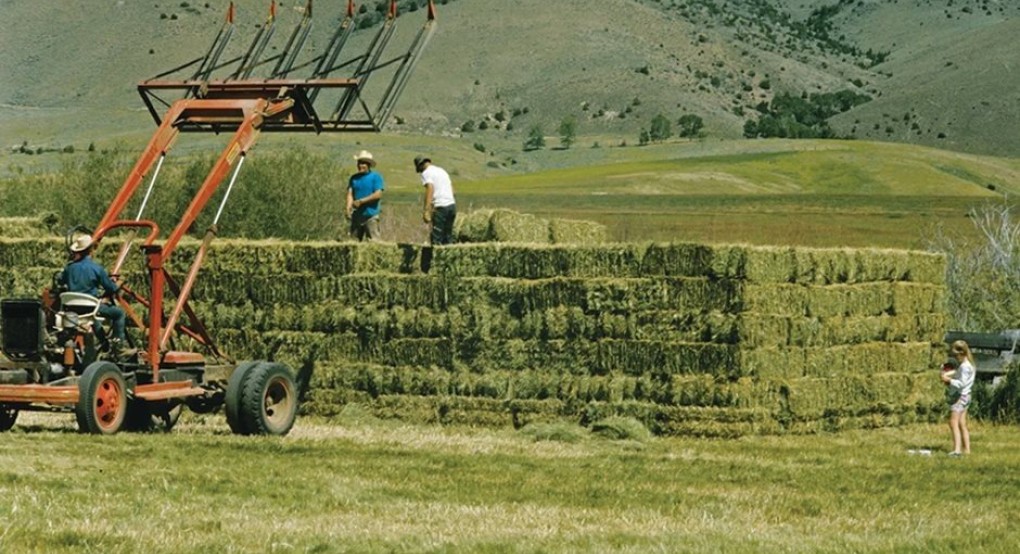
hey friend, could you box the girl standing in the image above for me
[942,340,976,456]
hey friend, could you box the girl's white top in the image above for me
[950,359,976,396]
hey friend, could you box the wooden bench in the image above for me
[943,330,1018,382]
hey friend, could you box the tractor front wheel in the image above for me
[0,406,17,432]
[76,362,127,435]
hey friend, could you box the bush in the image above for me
[981,365,1020,422]
[927,201,1020,330]
[0,147,346,241]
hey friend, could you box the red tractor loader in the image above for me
[0,0,437,434]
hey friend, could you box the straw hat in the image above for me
[353,150,376,166]
[70,234,94,253]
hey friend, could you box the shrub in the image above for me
[977,364,1020,422]
[0,148,345,241]
[927,201,1020,331]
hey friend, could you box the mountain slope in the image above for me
[0,0,1017,160]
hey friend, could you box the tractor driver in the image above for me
[59,234,128,354]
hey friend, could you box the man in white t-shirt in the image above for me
[415,155,457,245]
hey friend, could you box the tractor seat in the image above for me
[56,292,104,329]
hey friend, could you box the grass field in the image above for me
[4,136,1017,248]
[424,139,1020,248]
[2,411,1018,553]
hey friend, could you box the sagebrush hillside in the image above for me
[1,0,1018,162]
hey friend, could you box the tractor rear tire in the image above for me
[237,362,298,436]
[0,407,17,432]
[224,361,261,435]
[76,361,128,435]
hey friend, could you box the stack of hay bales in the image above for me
[0,213,60,238]
[455,209,608,245]
[0,238,947,436]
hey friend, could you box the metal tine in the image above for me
[232,1,278,79]
[272,0,314,78]
[375,1,437,127]
[308,0,358,103]
[332,0,399,125]
[190,2,235,89]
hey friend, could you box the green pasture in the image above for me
[2,413,1018,553]
[3,138,1018,248]
[445,139,1019,248]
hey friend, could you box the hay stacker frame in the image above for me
[0,0,437,435]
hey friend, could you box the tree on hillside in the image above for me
[745,90,870,139]
[649,114,672,142]
[524,125,545,151]
[677,114,704,138]
[558,116,577,149]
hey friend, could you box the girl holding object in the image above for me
[941,340,976,456]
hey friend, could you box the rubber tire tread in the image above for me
[0,407,17,432]
[225,361,261,435]
[75,361,127,435]
[239,362,298,436]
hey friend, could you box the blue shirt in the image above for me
[348,170,384,218]
[61,255,119,298]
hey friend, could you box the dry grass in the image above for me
[3,412,1020,553]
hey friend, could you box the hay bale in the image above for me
[490,209,550,243]
[548,218,607,245]
[453,209,551,244]
[0,238,64,268]
[639,243,719,277]
[454,209,496,242]
[0,214,60,238]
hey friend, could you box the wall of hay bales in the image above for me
[0,238,947,437]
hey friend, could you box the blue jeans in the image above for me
[96,303,127,341]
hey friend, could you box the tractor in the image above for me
[0,0,437,434]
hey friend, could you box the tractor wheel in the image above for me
[75,361,128,435]
[237,362,298,436]
[0,407,17,432]
[224,361,261,435]
[124,400,183,433]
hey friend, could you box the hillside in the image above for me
[1,0,1018,164]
